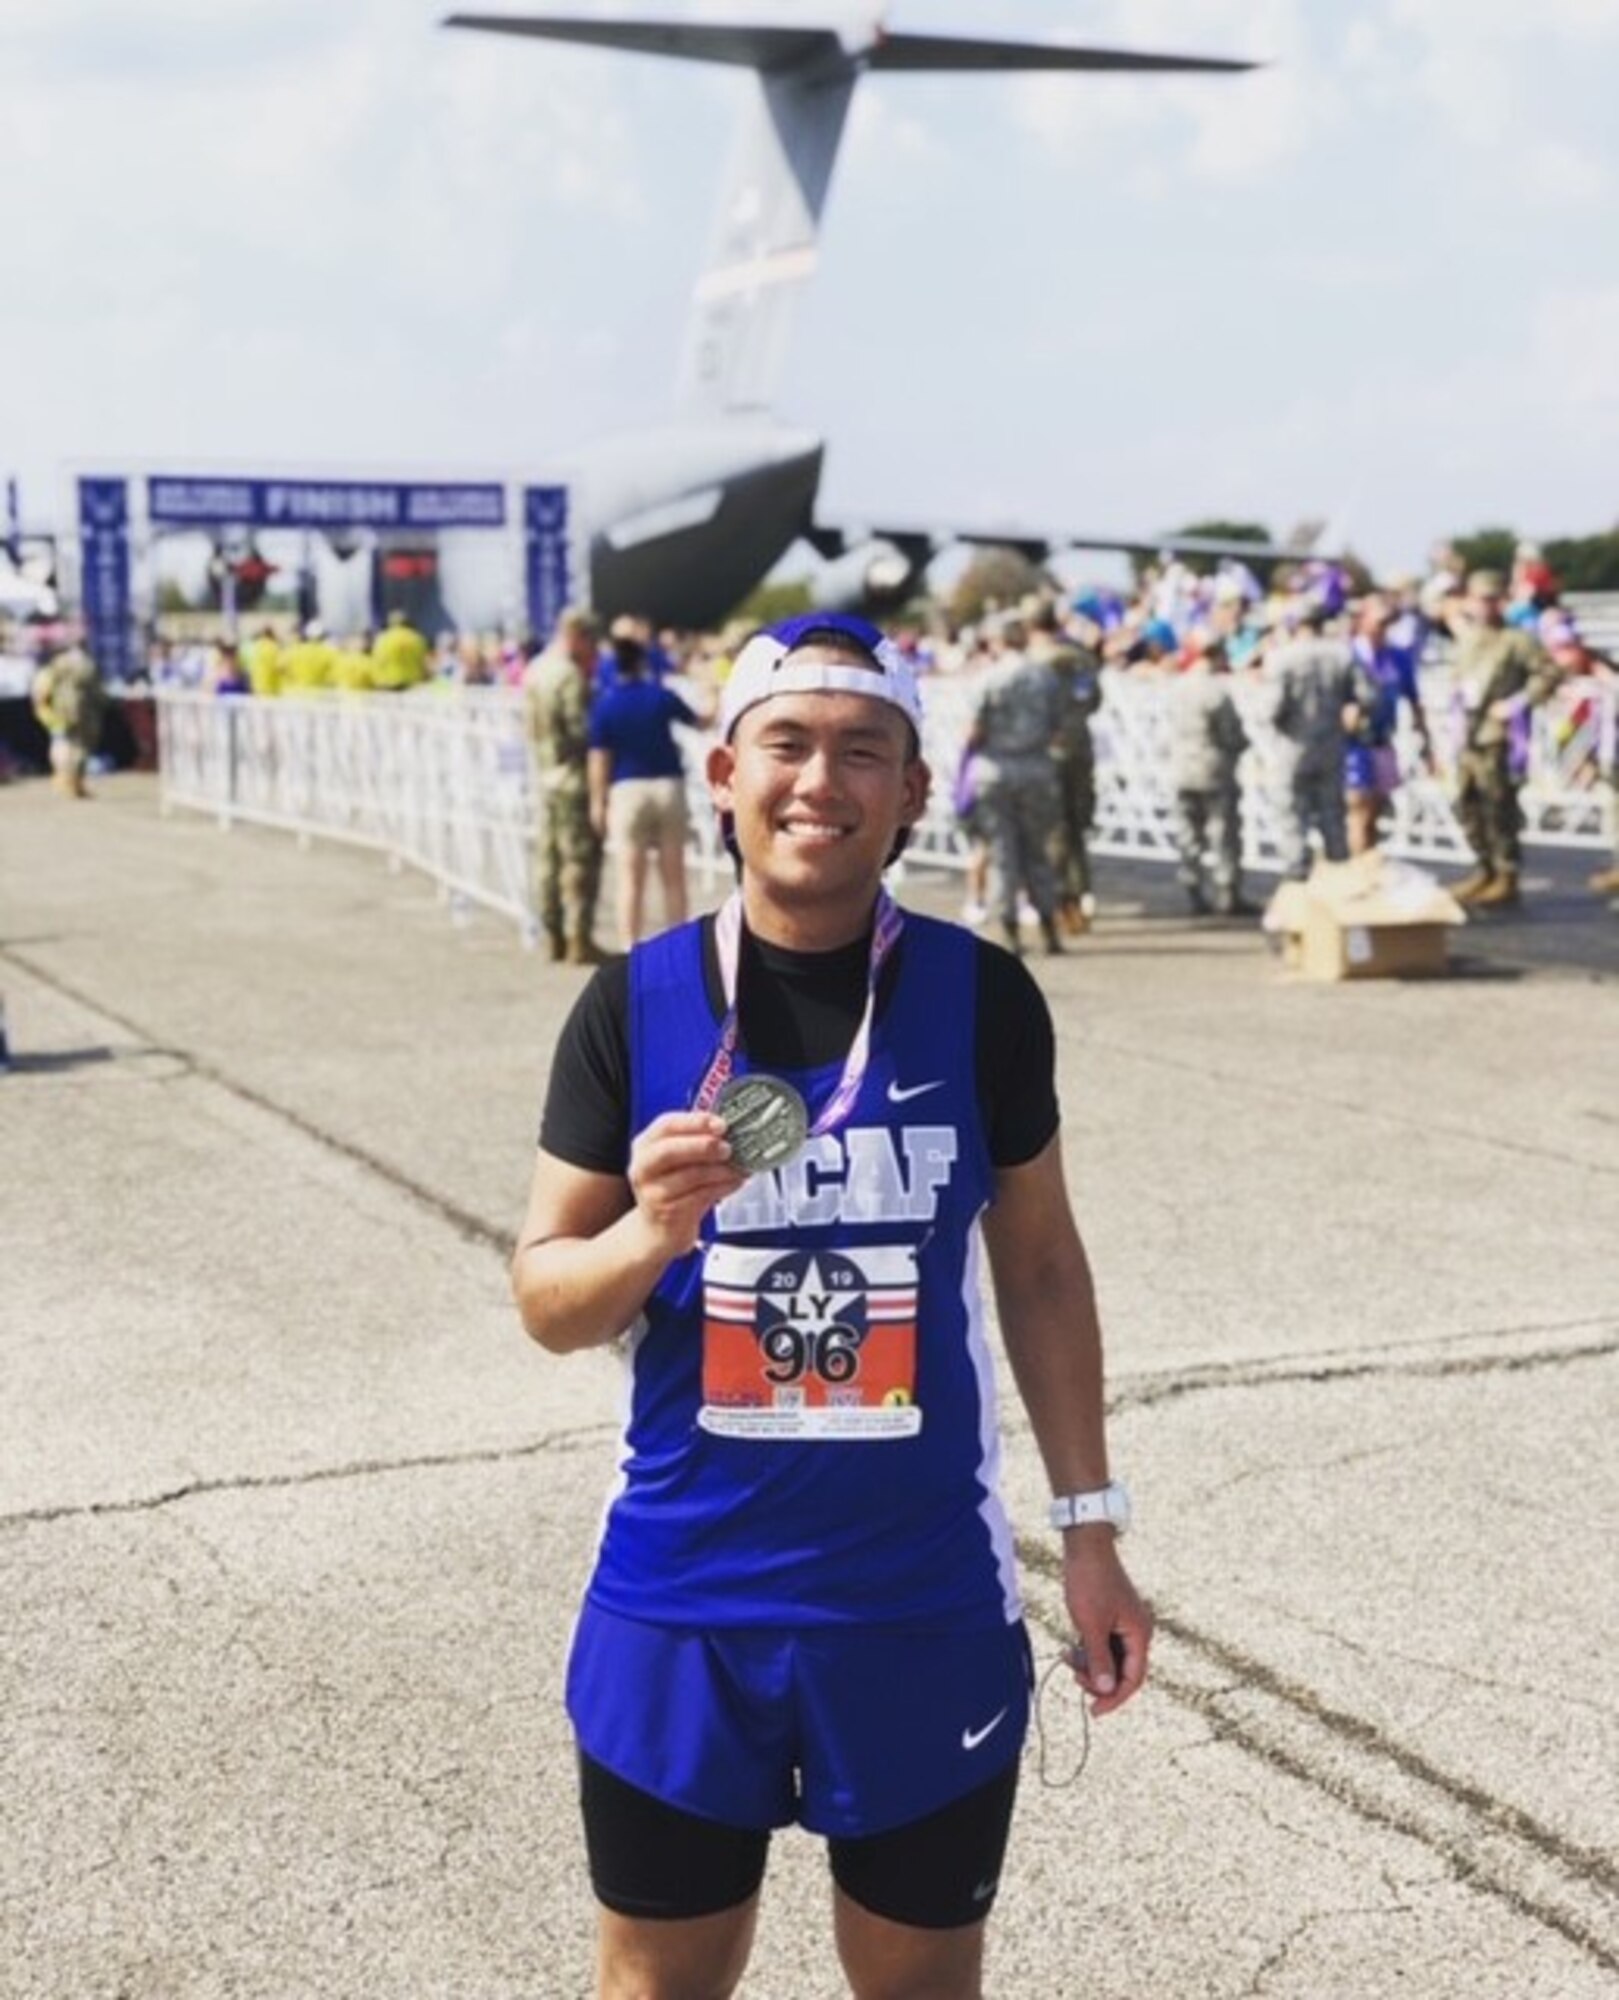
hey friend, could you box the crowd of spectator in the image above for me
[891,539,1615,920]
[11,534,1616,917]
[130,610,750,704]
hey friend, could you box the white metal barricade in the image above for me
[158,673,1615,940]
[158,689,537,933]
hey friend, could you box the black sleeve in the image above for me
[974,941,1060,1168]
[538,958,633,1174]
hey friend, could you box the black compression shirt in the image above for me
[539,917,1060,1175]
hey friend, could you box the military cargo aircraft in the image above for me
[445,9,1295,626]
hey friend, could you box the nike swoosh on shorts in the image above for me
[961,1707,1009,1752]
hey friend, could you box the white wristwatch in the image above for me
[1048,1479,1131,1534]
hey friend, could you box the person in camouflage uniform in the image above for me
[1167,633,1254,915]
[966,613,1065,956]
[524,607,607,964]
[1447,571,1564,909]
[1261,604,1360,879]
[1028,600,1102,935]
[31,643,106,799]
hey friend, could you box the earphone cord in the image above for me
[1033,1651,1092,1789]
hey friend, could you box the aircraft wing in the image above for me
[808,521,1320,567]
[867,33,1257,75]
[442,15,841,69]
[443,15,1259,76]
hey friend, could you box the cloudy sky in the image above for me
[4,0,1617,578]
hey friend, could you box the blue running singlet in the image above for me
[583,912,1019,1633]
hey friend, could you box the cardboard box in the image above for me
[1262,853,1466,982]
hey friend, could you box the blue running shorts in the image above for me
[566,1599,1033,1839]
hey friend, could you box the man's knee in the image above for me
[833,1894,985,2000]
[597,1904,758,2000]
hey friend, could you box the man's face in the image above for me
[1470,590,1505,628]
[707,668,929,911]
[565,625,598,672]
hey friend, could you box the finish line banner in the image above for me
[77,477,134,684]
[524,485,572,642]
[146,477,507,531]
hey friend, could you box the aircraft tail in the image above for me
[444,14,1256,419]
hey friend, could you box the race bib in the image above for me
[699,1243,922,1440]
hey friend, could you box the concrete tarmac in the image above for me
[2,775,1615,2000]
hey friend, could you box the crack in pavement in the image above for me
[1020,1552,1619,1976]
[0,946,516,1259]
[1107,1326,1617,1414]
[0,1422,620,1531]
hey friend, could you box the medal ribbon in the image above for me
[693,889,905,1135]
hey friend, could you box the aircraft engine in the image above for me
[807,540,920,614]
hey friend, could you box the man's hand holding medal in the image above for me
[626,1112,748,1259]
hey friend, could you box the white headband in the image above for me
[719,629,924,742]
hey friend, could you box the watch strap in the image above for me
[1048,1480,1129,1533]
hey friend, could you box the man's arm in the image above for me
[512,1115,745,1353]
[1524,636,1566,710]
[1486,634,1564,725]
[30,668,55,730]
[981,1136,1152,1715]
[587,748,612,840]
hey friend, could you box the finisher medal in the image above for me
[692,890,905,1172]
[714,1073,809,1175]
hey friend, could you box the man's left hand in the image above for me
[1062,1528,1153,1717]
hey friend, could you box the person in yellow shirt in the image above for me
[246,625,283,698]
[331,633,374,694]
[370,608,428,691]
[281,620,339,693]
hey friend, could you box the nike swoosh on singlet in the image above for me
[961,1707,1009,1752]
[887,1079,945,1104]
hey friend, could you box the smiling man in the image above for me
[513,612,1150,2000]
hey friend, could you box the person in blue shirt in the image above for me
[514,612,1151,2000]
[593,613,674,691]
[1345,593,1435,854]
[587,617,709,946]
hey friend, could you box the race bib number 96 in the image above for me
[699,1243,922,1440]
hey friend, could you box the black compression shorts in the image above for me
[579,1751,1021,1931]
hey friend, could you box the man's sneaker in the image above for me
[1586,863,1619,896]
[1450,869,1495,904]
